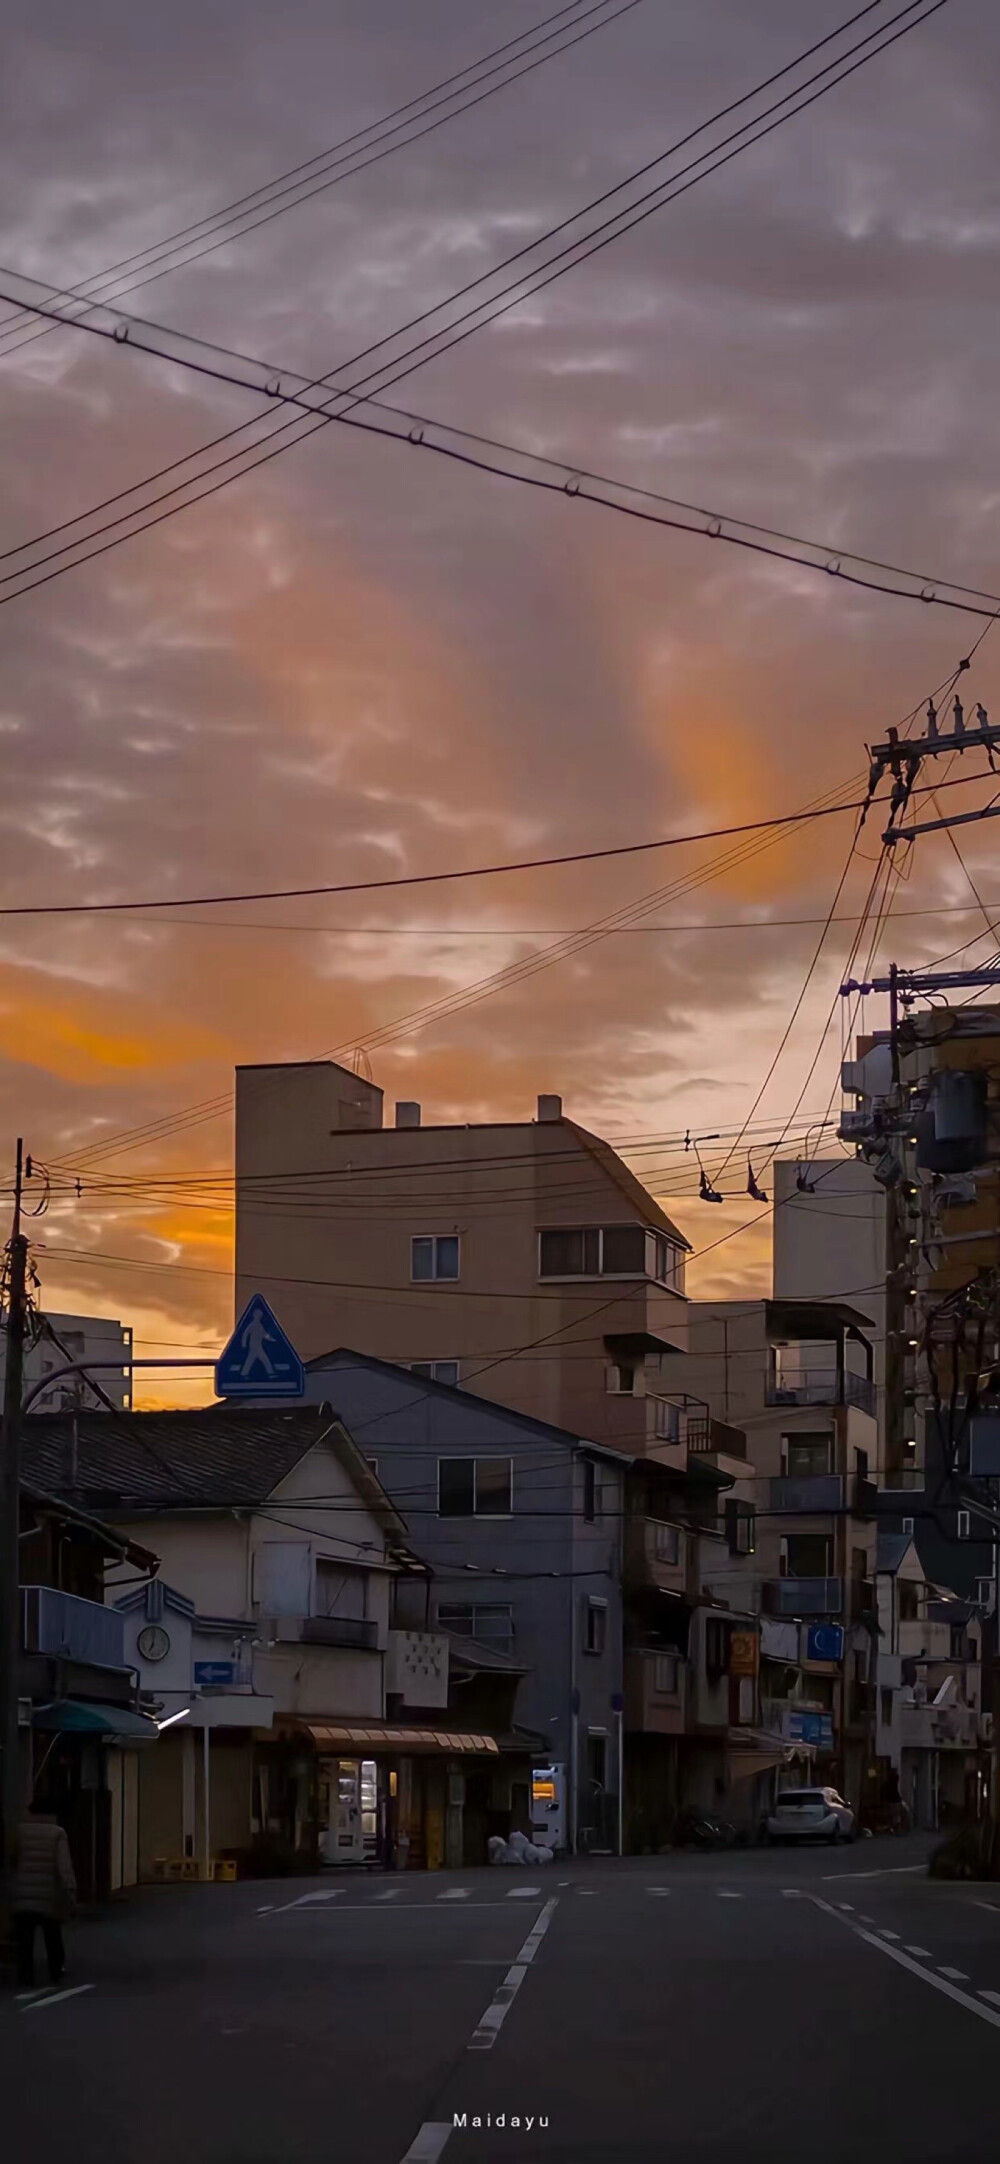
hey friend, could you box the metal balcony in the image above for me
[765,1370,876,1418]
[770,1474,844,1514]
[22,1586,125,1671]
[764,1577,843,1618]
[686,1415,747,1460]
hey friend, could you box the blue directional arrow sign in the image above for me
[215,1295,305,1400]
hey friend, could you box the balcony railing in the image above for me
[770,1474,844,1514]
[21,1586,125,1671]
[686,1416,747,1460]
[765,1369,876,1418]
[764,1577,843,1618]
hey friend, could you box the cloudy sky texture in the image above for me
[1,0,999,1396]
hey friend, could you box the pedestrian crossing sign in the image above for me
[215,1294,305,1399]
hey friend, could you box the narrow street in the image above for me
[4,1841,1000,2163]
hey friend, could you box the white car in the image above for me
[766,1786,856,1845]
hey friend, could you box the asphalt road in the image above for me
[4,1838,1000,2164]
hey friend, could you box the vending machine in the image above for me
[530,1763,566,1852]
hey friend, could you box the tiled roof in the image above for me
[19,1406,403,1536]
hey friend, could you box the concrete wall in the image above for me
[234,1062,687,1446]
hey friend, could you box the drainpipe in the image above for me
[569,1592,578,1857]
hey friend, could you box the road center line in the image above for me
[400,2123,453,2164]
[467,1897,557,2052]
[19,1984,94,2012]
[806,1896,1000,2032]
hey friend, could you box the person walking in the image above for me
[11,1798,77,1988]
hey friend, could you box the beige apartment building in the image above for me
[234,1060,689,1447]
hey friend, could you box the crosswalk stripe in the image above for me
[439,1888,471,1900]
[507,1884,542,1897]
[717,1891,742,1900]
[374,1887,401,1900]
[646,1886,671,1897]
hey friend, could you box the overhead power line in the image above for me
[0,770,984,920]
[0,2,962,612]
[0,0,644,358]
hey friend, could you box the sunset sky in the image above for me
[2,0,999,1400]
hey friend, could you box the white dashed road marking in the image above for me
[268,1888,345,1914]
[879,1930,900,1941]
[400,2123,452,2164]
[507,1884,542,1898]
[717,1891,742,1900]
[646,1886,671,1896]
[468,1897,557,2053]
[374,1887,402,1900]
[939,1967,969,1981]
[20,1984,94,2012]
[807,1895,1000,2033]
[438,1888,471,1900]
[905,1946,931,1958]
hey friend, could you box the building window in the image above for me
[411,1235,460,1282]
[437,1603,514,1652]
[880,1687,894,1726]
[366,1457,378,1477]
[582,1460,601,1522]
[704,1617,730,1679]
[650,1232,685,1290]
[607,1361,637,1396]
[957,1510,972,1540]
[901,1517,914,1537]
[538,1225,644,1279]
[781,1535,832,1578]
[654,1522,680,1565]
[410,1360,460,1386]
[584,1599,607,1655]
[315,1560,366,1621]
[653,1398,680,1444]
[586,1732,608,1787]
[783,1433,833,1477]
[898,1580,920,1622]
[653,1653,680,1696]
[438,1456,513,1517]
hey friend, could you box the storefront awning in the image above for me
[727,1726,813,1780]
[294,1721,501,1756]
[33,1699,160,1742]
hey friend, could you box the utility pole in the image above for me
[0,1140,27,1886]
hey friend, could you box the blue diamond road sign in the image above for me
[215,1295,305,1400]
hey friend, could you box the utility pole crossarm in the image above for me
[884,802,1000,848]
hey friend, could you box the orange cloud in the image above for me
[0,962,226,1084]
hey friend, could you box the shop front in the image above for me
[269,1719,532,1869]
